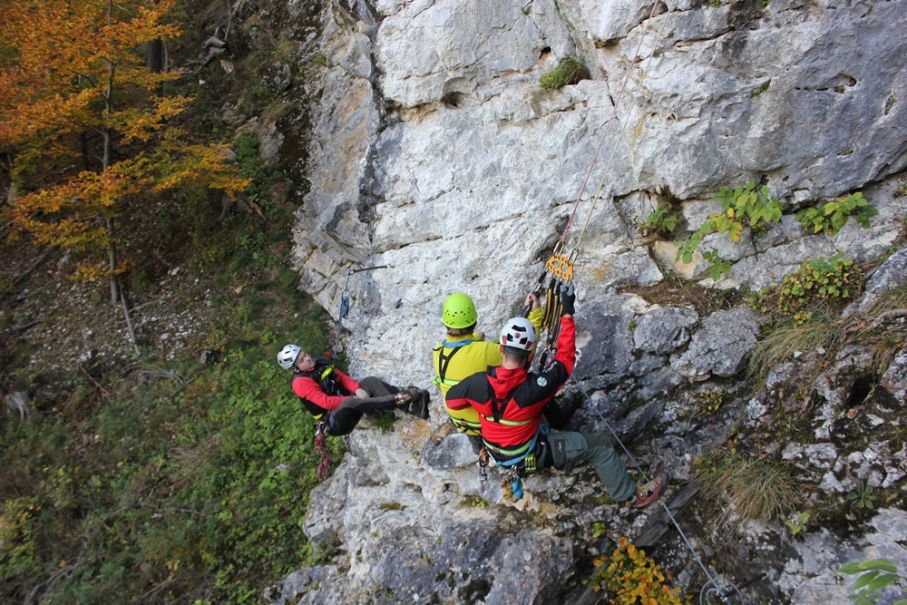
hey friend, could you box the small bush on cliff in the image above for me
[749,253,859,324]
[678,182,782,264]
[796,192,877,236]
[588,536,690,604]
[539,58,591,90]
[694,449,795,524]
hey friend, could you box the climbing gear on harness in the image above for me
[478,447,490,483]
[499,316,536,351]
[314,420,330,481]
[510,473,524,500]
[442,292,479,329]
[487,427,547,501]
[277,344,301,370]
[545,252,574,282]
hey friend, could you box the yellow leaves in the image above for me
[116,96,191,143]
[0,0,181,149]
[588,537,690,605]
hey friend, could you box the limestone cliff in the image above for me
[254,0,906,602]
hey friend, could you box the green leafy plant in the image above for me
[840,558,907,605]
[848,482,877,510]
[785,511,811,536]
[796,192,877,236]
[591,521,607,539]
[711,182,783,240]
[749,253,858,324]
[678,182,782,263]
[702,249,732,280]
[539,58,591,90]
[641,206,679,236]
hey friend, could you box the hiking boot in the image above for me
[400,386,431,420]
[632,471,666,508]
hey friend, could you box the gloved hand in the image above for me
[559,283,575,316]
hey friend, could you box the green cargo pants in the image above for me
[547,431,635,502]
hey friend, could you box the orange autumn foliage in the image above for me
[0,0,250,273]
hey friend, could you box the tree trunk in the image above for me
[147,39,163,73]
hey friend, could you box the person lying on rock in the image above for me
[277,344,429,436]
[445,285,665,507]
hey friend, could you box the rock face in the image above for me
[269,0,907,603]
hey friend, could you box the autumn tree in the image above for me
[0,0,249,352]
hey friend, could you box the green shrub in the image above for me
[641,206,678,236]
[678,182,782,264]
[749,253,858,324]
[840,558,907,605]
[796,192,877,236]
[702,249,732,280]
[539,58,590,90]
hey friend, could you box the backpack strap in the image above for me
[433,338,473,387]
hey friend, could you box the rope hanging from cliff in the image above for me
[592,404,745,605]
[534,0,668,351]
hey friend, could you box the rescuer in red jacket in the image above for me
[445,284,664,507]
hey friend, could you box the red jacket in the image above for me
[446,316,576,459]
[292,365,360,413]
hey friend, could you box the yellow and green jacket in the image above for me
[434,307,543,436]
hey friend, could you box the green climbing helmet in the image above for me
[442,292,478,329]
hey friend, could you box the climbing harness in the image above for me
[591,403,744,605]
[313,420,331,481]
[432,338,474,388]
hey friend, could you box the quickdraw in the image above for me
[337,264,389,323]
[313,420,331,481]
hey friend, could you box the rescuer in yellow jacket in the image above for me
[433,292,543,444]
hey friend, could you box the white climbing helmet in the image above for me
[277,344,301,370]
[499,317,536,351]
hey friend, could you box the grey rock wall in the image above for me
[274,0,907,602]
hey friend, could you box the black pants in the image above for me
[326,377,401,436]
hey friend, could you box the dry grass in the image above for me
[696,449,796,525]
[748,309,845,380]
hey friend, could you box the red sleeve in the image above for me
[292,375,347,412]
[335,369,360,393]
[553,316,576,376]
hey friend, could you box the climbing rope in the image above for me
[338,264,388,322]
[555,0,668,262]
[333,264,389,358]
[591,404,745,604]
